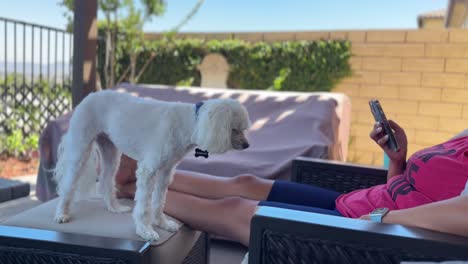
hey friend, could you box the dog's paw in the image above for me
[54,214,71,223]
[136,226,160,241]
[108,204,132,214]
[156,216,180,232]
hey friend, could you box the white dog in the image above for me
[53,90,251,241]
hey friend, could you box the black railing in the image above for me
[0,16,73,136]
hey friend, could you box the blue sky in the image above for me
[0,0,448,64]
[0,0,447,32]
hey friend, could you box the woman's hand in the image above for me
[369,120,408,164]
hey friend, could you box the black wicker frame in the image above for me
[249,157,468,264]
[0,225,210,264]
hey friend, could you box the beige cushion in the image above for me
[2,197,200,263]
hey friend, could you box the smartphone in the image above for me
[368,99,399,152]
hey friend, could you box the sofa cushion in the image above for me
[2,197,200,263]
[36,83,351,201]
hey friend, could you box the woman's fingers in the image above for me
[388,119,403,134]
[377,134,389,146]
[369,122,383,140]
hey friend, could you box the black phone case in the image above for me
[369,99,399,152]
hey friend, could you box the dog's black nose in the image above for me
[242,142,250,149]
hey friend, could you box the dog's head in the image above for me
[192,99,251,154]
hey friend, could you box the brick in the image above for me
[415,130,454,145]
[347,150,380,166]
[449,29,468,43]
[362,57,401,72]
[234,33,263,42]
[438,118,468,132]
[330,31,347,40]
[463,105,468,119]
[446,59,468,73]
[349,57,362,70]
[295,31,329,41]
[358,109,398,125]
[419,102,463,117]
[421,73,465,89]
[356,110,377,125]
[399,87,441,101]
[352,44,385,56]
[402,58,445,72]
[366,30,406,43]
[395,114,439,130]
[332,83,360,97]
[360,85,399,99]
[352,98,375,112]
[144,33,163,40]
[407,143,427,157]
[347,31,366,42]
[352,136,382,152]
[426,44,468,57]
[350,111,359,124]
[204,33,232,41]
[263,32,296,42]
[441,89,468,103]
[381,72,421,86]
[379,99,419,115]
[352,44,424,57]
[406,30,448,43]
[384,44,425,57]
[351,123,373,137]
[404,128,416,142]
[342,71,380,84]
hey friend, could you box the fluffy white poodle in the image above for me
[53,90,251,241]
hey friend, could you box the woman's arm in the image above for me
[382,195,468,237]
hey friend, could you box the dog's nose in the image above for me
[242,142,250,149]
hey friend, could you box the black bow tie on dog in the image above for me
[194,102,209,158]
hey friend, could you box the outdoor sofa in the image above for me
[0,83,351,263]
[249,157,468,264]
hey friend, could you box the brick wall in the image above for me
[146,30,468,166]
[334,29,468,166]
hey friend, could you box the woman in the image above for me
[117,120,468,246]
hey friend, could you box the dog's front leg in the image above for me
[133,165,160,241]
[152,167,179,232]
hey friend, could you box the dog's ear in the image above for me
[192,103,233,153]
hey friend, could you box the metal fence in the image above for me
[0,16,73,136]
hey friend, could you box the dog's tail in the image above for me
[53,132,101,198]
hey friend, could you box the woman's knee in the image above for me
[230,174,260,188]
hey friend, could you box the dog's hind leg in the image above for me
[152,167,179,232]
[133,164,159,241]
[54,141,93,223]
[96,135,131,213]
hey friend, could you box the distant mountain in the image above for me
[0,61,71,78]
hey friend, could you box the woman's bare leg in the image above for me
[119,170,274,201]
[169,170,274,200]
[164,190,257,246]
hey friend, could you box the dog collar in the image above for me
[195,101,204,119]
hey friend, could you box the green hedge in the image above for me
[104,38,352,92]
